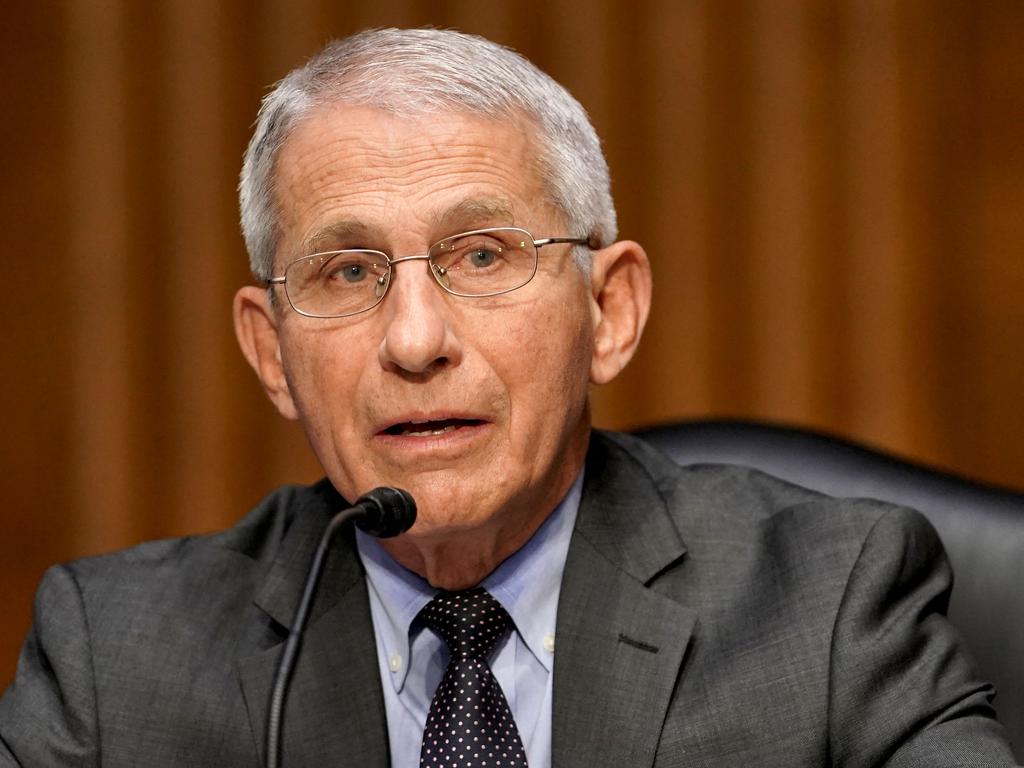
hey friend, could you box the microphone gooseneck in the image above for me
[265,486,417,768]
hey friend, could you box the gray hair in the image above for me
[239,27,617,280]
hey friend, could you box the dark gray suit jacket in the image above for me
[0,431,1017,766]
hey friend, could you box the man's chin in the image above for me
[357,467,512,521]
[399,508,498,541]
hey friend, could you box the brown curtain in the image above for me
[1,0,1022,683]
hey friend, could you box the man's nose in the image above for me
[377,258,462,375]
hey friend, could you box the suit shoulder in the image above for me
[605,429,932,544]
[60,479,339,605]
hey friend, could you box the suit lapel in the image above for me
[553,433,697,768]
[237,483,389,766]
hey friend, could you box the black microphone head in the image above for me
[354,487,417,538]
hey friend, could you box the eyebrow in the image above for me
[301,220,376,255]
[431,197,517,232]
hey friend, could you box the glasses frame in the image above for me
[267,226,592,319]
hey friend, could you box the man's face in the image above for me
[261,104,598,544]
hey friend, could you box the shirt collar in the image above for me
[356,526,434,692]
[356,469,583,691]
[482,472,581,673]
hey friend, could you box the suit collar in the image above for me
[235,431,696,767]
[252,479,364,631]
[553,430,697,768]
[573,430,689,585]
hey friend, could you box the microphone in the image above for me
[353,486,418,538]
[265,486,416,768]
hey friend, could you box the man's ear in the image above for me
[233,286,300,420]
[588,240,652,385]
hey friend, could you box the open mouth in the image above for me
[382,418,485,437]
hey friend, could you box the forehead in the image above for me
[273,104,554,257]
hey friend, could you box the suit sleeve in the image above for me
[0,565,100,767]
[827,506,1018,767]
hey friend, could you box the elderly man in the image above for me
[0,27,1017,768]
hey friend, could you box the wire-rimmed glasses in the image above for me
[267,227,591,319]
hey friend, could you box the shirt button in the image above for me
[389,654,402,672]
[543,634,555,653]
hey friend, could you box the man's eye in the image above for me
[328,263,369,283]
[466,248,499,268]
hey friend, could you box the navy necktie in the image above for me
[418,588,529,767]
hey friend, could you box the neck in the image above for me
[382,518,548,590]
[379,443,587,589]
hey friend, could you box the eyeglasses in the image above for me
[267,227,591,319]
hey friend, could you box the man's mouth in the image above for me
[382,418,485,437]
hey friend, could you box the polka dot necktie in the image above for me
[418,588,529,767]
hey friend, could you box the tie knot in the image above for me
[418,587,511,660]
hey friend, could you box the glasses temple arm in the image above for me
[533,236,595,249]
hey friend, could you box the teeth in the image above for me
[402,424,459,437]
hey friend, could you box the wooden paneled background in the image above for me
[1,1,1021,683]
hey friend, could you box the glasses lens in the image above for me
[285,251,390,317]
[429,228,537,296]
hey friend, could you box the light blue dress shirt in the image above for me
[355,471,583,768]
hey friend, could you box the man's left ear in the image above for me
[588,239,652,385]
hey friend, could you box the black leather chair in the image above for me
[635,419,1024,756]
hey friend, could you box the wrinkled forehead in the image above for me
[270,102,562,258]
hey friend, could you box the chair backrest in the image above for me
[635,419,1024,754]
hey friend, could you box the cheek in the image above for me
[497,294,594,425]
[542,289,594,378]
[279,330,366,446]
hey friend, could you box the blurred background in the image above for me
[1,0,1021,684]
